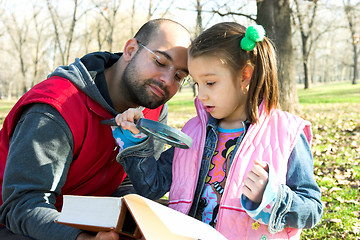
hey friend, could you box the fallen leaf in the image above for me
[329,187,343,193]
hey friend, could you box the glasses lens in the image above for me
[175,71,189,85]
[155,54,170,66]
[139,41,189,86]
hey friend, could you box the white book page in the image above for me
[58,195,122,228]
[143,197,228,240]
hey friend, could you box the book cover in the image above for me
[56,194,228,240]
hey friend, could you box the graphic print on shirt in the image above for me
[199,128,244,227]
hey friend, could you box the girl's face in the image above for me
[188,55,249,128]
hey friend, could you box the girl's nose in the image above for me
[197,86,208,101]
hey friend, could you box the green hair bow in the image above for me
[240,25,266,51]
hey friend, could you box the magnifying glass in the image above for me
[101,118,193,149]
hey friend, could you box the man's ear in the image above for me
[239,64,254,88]
[123,38,139,62]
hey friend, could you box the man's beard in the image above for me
[121,58,170,109]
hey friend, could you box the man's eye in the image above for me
[155,58,166,67]
[174,74,181,81]
[175,71,188,81]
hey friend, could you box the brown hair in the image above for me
[189,22,278,123]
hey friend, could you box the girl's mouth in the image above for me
[205,106,215,112]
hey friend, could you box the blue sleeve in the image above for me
[240,133,323,233]
[112,125,148,150]
[268,132,323,233]
[116,140,174,200]
[241,166,277,225]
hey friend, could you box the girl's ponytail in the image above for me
[242,26,279,123]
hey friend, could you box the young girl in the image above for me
[115,22,323,240]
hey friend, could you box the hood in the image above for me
[47,51,121,116]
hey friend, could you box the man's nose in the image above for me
[159,69,178,87]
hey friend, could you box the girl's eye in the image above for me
[207,82,215,86]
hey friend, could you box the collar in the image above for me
[206,116,251,133]
[81,52,122,108]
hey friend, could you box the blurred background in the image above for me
[0,0,359,113]
[0,1,360,239]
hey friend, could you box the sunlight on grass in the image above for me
[166,86,196,129]
[0,100,16,127]
[298,82,360,104]
[0,100,16,111]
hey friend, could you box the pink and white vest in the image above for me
[169,98,312,240]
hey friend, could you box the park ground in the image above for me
[0,81,359,239]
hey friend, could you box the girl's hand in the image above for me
[242,159,269,203]
[114,108,144,134]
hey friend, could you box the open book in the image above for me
[56,194,228,240]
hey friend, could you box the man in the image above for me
[0,18,191,240]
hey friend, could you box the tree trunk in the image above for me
[7,81,13,101]
[294,0,318,89]
[304,61,309,89]
[192,0,204,97]
[353,43,358,84]
[301,32,310,89]
[343,0,359,85]
[20,57,27,94]
[65,0,78,65]
[257,0,299,114]
[195,0,203,36]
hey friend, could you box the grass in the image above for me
[298,82,360,104]
[167,87,197,129]
[0,99,16,126]
[299,101,360,240]
[0,81,359,239]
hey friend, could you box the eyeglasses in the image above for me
[137,41,189,86]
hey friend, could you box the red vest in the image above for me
[0,76,162,210]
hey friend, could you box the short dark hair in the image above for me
[134,18,189,45]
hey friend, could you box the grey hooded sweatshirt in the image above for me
[0,52,168,240]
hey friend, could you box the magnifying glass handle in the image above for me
[100,118,138,126]
[100,118,117,126]
[101,118,192,149]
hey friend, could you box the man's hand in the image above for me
[114,108,144,134]
[241,159,269,203]
[76,231,119,240]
